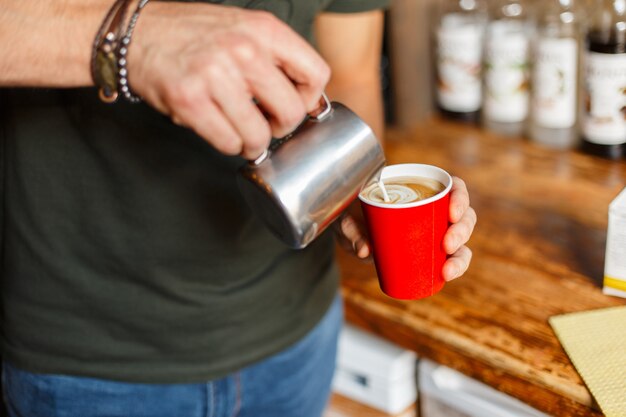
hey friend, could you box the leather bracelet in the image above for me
[91,0,147,103]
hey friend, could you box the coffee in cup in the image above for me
[360,176,446,205]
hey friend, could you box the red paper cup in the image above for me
[359,164,452,300]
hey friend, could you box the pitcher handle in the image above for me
[250,93,332,166]
[308,93,332,122]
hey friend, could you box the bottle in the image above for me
[529,0,584,149]
[434,0,488,123]
[483,0,533,136]
[581,0,626,159]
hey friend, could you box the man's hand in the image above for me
[441,177,476,281]
[337,176,477,282]
[1,1,329,159]
[128,2,330,159]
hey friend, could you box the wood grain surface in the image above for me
[325,394,416,417]
[338,118,626,417]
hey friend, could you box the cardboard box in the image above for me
[603,187,626,299]
[332,324,417,415]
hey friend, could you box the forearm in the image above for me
[0,0,110,87]
[315,10,385,142]
[326,74,384,142]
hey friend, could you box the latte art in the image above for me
[363,184,421,204]
[361,176,445,205]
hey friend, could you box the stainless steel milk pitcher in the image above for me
[237,94,386,249]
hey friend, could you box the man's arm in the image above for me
[0,1,109,87]
[0,1,330,159]
[315,10,385,140]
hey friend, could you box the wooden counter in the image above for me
[337,118,626,417]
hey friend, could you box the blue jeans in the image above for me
[2,295,343,417]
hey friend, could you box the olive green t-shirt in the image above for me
[0,0,388,382]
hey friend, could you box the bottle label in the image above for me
[583,52,626,145]
[531,38,578,129]
[484,25,530,123]
[436,18,483,112]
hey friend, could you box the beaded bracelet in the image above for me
[92,0,149,104]
[117,0,150,103]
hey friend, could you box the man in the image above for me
[0,1,476,416]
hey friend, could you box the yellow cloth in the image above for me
[549,306,626,417]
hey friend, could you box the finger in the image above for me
[332,217,364,257]
[164,78,243,155]
[171,115,185,127]
[442,246,472,282]
[443,206,477,254]
[355,241,370,259]
[242,58,307,138]
[340,215,361,242]
[204,61,273,159]
[332,218,353,252]
[449,176,470,223]
[341,216,371,259]
[248,14,330,111]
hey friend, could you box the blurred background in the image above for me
[328,1,626,416]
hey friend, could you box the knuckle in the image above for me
[460,211,472,228]
[280,102,306,128]
[465,213,476,231]
[462,251,472,270]
[246,128,271,152]
[453,193,470,215]
[316,61,331,86]
[455,177,467,190]
[229,37,259,65]
[451,230,463,246]
[468,207,478,225]
[188,50,229,80]
[203,59,228,82]
[453,259,464,273]
[285,112,305,130]
[460,222,472,240]
[165,79,199,108]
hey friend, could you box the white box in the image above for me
[603,187,626,299]
[332,324,417,414]
[419,359,551,417]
